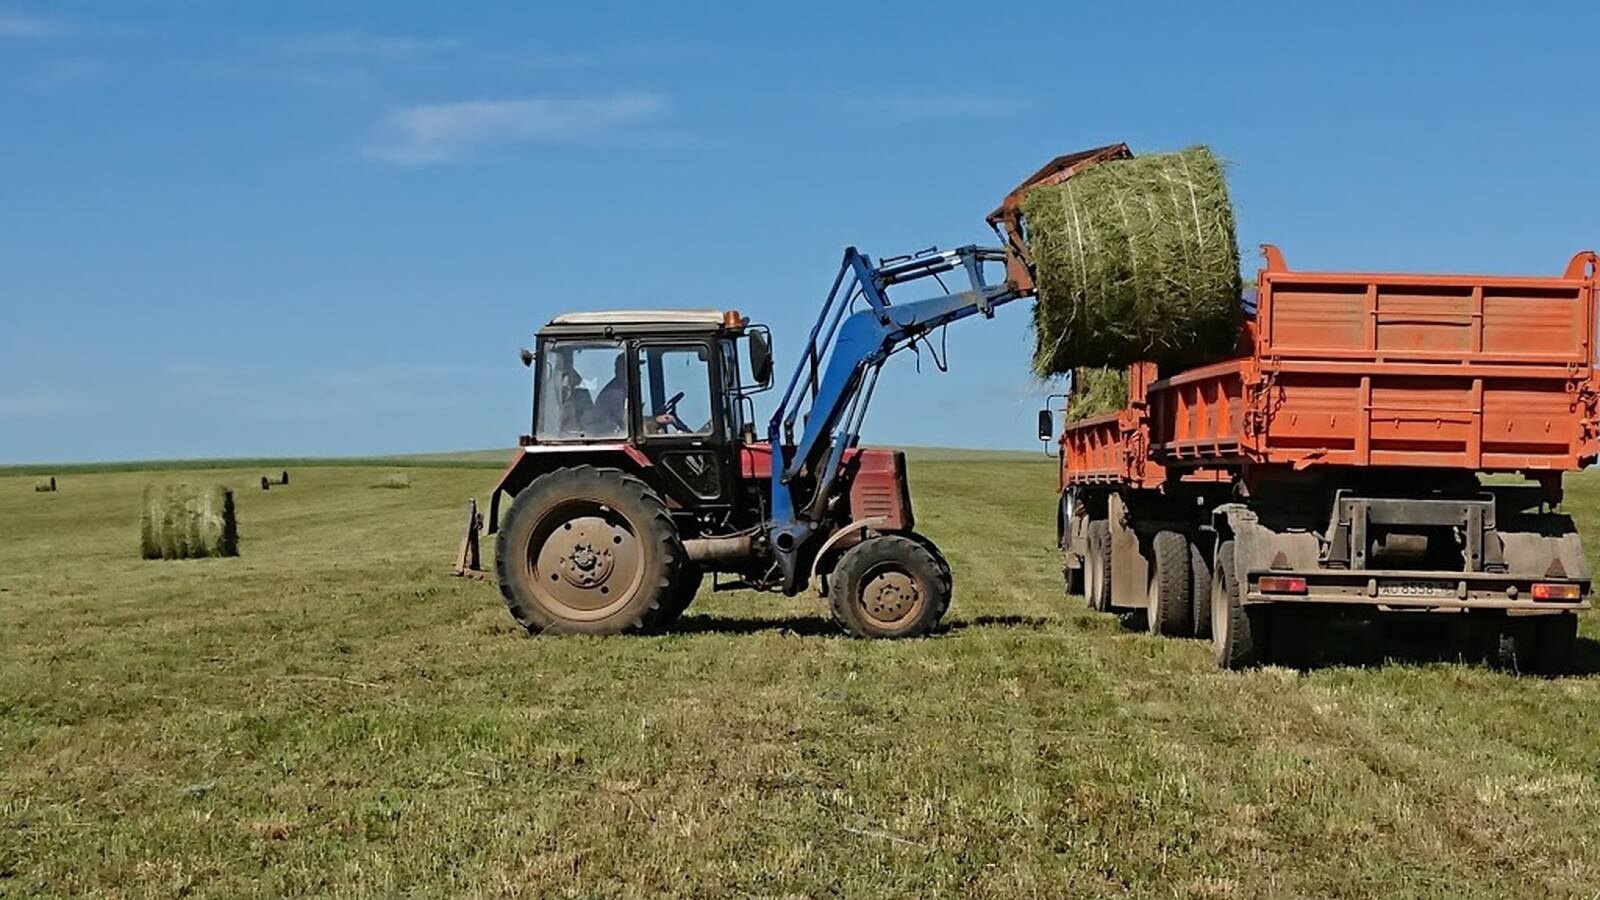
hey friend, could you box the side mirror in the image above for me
[747,328,773,388]
[1037,408,1054,442]
[519,347,535,367]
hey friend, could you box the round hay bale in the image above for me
[34,476,56,493]
[1066,367,1129,422]
[1022,146,1242,373]
[140,484,239,560]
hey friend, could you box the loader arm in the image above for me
[766,244,1030,588]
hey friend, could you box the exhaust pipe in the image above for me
[683,534,756,566]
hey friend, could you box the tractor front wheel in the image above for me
[830,535,951,638]
[495,465,682,635]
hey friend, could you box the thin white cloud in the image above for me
[855,89,1027,122]
[0,389,83,417]
[30,56,104,90]
[284,30,464,60]
[0,11,65,38]
[367,93,668,165]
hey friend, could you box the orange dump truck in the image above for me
[1040,245,1599,671]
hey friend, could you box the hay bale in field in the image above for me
[1067,367,1129,421]
[373,472,411,489]
[34,476,57,493]
[140,484,239,560]
[1023,146,1242,374]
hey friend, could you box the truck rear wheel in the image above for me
[495,465,682,635]
[1085,520,1113,612]
[1504,613,1578,675]
[1060,493,1084,596]
[1189,537,1213,639]
[830,534,950,638]
[1148,530,1192,636]
[1210,540,1264,669]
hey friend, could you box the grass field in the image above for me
[3,454,1600,898]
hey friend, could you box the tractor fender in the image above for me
[486,444,652,534]
[809,517,891,594]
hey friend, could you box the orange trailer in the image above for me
[1043,245,1599,672]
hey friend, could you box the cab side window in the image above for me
[638,345,714,436]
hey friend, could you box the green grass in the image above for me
[3,457,1600,897]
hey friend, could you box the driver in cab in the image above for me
[585,353,675,435]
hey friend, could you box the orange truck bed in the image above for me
[1061,246,1600,489]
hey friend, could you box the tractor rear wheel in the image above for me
[495,465,682,635]
[1085,520,1113,612]
[661,561,703,622]
[831,534,950,638]
[1147,530,1192,636]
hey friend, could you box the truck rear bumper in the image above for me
[1243,568,1589,612]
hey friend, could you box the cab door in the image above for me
[633,340,730,507]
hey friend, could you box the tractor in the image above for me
[483,244,1033,637]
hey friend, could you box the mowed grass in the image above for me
[3,457,1600,898]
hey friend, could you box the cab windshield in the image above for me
[536,340,627,441]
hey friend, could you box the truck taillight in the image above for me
[1257,575,1308,595]
[1531,582,1582,601]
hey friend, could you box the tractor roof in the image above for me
[546,309,726,327]
[539,308,739,337]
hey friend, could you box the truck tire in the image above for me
[1210,540,1264,669]
[1061,538,1084,597]
[1189,537,1213,639]
[1506,613,1578,675]
[495,465,682,635]
[1147,530,1192,636]
[1060,493,1084,597]
[830,534,950,638]
[1085,519,1113,612]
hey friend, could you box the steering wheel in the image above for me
[654,391,689,433]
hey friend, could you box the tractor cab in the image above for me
[521,309,773,510]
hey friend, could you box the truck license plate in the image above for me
[1385,580,1452,597]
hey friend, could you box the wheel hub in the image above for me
[533,513,639,612]
[861,570,920,624]
[559,537,615,587]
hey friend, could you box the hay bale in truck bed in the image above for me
[140,484,239,560]
[1066,367,1129,421]
[1022,146,1242,374]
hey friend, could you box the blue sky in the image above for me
[1,2,1595,463]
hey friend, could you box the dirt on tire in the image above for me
[494,465,683,635]
[1148,530,1192,636]
[830,534,950,639]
